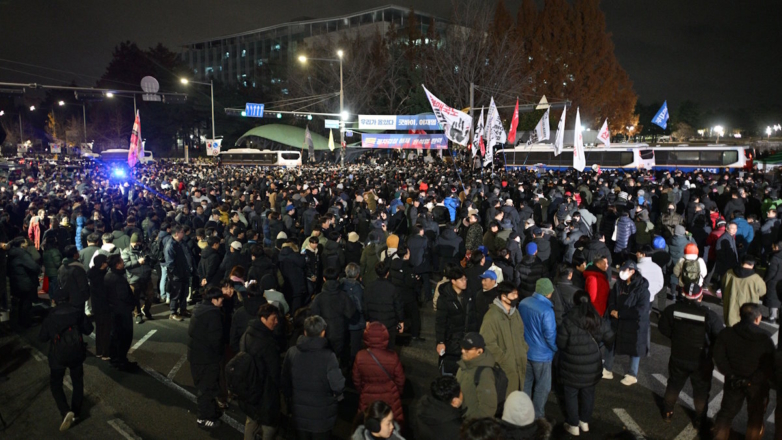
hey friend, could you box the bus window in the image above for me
[281,153,300,160]
[619,152,634,166]
[722,150,739,165]
[639,150,655,160]
[674,151,699,164]
[700,151,722,165]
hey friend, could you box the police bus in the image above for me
[219,149,302,167]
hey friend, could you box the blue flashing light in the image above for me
[112,168,127,178]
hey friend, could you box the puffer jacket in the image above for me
[435,283,478,356]
[321,240,345,273]
[360,243,382,285]
[237,319,281,426]
[556,305,615,388]
[278,245,307,298]
[57,258,89,306]
[186,302,223,365]
[42,248,63,278]
[515,255,548,298]
[613,215,636,252]
[444,196,460,223]
[413,394,463,440]
[465,223,483,251]
[121,244,152,285]
[75,216,86,251]
[352,323,405,423]
[435,229,466,273]
[9,247,41,294]
[363,278,404,333]
[310,280,356,355]
[669,234,695,267]
[518,293,558,362]
[607,274,650,357]
[388,256,418,304]
[583,266,610,316]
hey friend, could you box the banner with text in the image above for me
[205,139,223,156]
[358,114,441,131]
[361,133,448,149]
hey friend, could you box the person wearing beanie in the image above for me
[658,283,723,426]
[121,230,154,324]
[499,391,552,438]
[385,234,400,258]
[517,278,558,419]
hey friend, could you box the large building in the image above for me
[180,5,448,88]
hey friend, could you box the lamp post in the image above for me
[105,92,137,113]
[714,125,724,144]
[180,78,215,141]
[298,50,346,166]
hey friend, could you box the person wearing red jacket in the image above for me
[706,219,727,264]
[352,322,406,426]
[583,255,611,316]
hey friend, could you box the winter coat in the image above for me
[229,294,268,353]
[341,278,365,331]
[57,258,89,305]
[636,256,665,300]
[455,351,498,420]
[669,235,695,268]
[75,216,86,251]
[466,223,484,251]
[480,299,528,395]
[435,282,478,356]
[556,305,614,388]
[278,246,307,298]
[733,217,754,250]
[476,286,498,326]
[281,336,345,433]
[658,300,723,366]
[9,247,41,294]
[713,321,774,381]
[444,196,460,223]
[87,266,110,314]
[121,245,152,286]
[407,234,431,274]
[413,394,463,440]
[613,215,636,252]
[104,268,136,315]
[352,423,405,440]
[237,319,282,426]
[363,278,404,333]
[352,323,405,423]
[79,245,99,268]
[360,243,382,285]
[582,239,612,268]
[38,302,93,368]
[321,240,346,273]
[435,229,466,273]
[634,219,655,246]
[42,248,62,278]
[388,256,419,304]
[310,280,356,355]
[518,294,558,362]
[345,241,363,266]
[722,266,766,326]
[607,275,650,357]
[187,302,223,365]
[714,232,738,278]
[515,255,548,298]
[764,251,782,309]
[197,246,223,287]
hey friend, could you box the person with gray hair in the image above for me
[282,315,346,439]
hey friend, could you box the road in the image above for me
[0,295,777,439]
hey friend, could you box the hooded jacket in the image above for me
[435,282,478,356]
[722,266,766,326]
[197,246,223,287]
[237,319,281,426]
[229,294,268,353]
[363,278,404,332]
[455,350,498,420]
[481,298,528,396]
[413,394,463,440]
[38,302,94,368]
[352,323,405,423]
[613,215,636,252]
[57,258,89,305]
[713,321,774,381]
[515,255,548,298]
[518,294,557,362]
[310,280,356,355]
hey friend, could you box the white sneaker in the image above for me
[60,411,75,432]
[579,421,589,432]
[602,368,614,379]
[621,374,638,386]
[563,423,580,436]
[165,298,171,305]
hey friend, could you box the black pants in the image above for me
[50,363,84,417]
[168,279,188,314]
[109,312,133,365]
[713,379,769,440]
[191,362,221,420]
[296,430,331,440]
[403,300,421,338]
[349,329,364,364]
[663,360,712,417]
[14,288,35,327]
[562,385,596,426]
[130,282,152,317]
[94,312,113,358]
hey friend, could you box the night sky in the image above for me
[1,0,780,111]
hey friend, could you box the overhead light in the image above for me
[337,50,344,58]
[58,101,65,106]
[180,78,189,84]
[341,111,349,121]
[29,106,35,111]
[106,92,114,98]
[298,55,307,63]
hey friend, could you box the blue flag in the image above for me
[652,101,670,130]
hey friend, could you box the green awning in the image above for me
[236,124,362,150]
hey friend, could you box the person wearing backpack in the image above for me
[38,286,94,432]
[234,303,281,440]
[673,243,708,293]
[455,332,503,419]
[518,278,558,419]
[187,287,225,430]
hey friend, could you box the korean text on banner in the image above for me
[485,97,506,166]
[361,133,448,149]
[422,85,471,146]
[652,101,669,130]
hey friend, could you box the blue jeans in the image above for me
[48,276,59,301]
[523,360,552,419]
[159,266,168,301]
[603,346,640,377]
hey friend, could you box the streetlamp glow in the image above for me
[341,110,349,121]
[180,78,189,84]
[106,92,114,98]
[298,55,307,63]
[337,50,344,58]
[0,110,4,117]
[29,106,35,111]
[58,101,65,106]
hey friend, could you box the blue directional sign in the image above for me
[245,103,265,118]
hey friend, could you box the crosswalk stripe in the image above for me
[128,329,156,354]
[613,408,646,438]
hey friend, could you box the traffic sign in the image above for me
[345,130,353,137]
[325,119,340,129]
[245,103,265,118]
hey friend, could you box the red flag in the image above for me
[508,98,520,144]
[128,110,141,167]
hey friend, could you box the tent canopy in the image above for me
[236,124,356,151]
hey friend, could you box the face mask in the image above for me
[509,298,521,308]
[619,270,630,281]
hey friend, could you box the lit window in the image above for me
[205,67,214,74]
[243,81,247,87]
[225,52,230,58]
[274,44,281,50]
[282,88,289,95]
[242,49,246,57]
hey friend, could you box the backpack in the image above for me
[225,333,265,405]
[149,237,165,264]
[53,325,84,365]
[474,363,509,417]
[681,259,702,286]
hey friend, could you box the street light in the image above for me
[29,106,35,111]
[298,49,346,166]
[106,92,137,113]
[106,92,114,98]
[180,77,215,148]
[768,126,773,139]
[714,125,724,143]
[58,101,65,106]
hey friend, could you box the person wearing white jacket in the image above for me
[636,245,666,312]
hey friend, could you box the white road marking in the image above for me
[673,423,698,440]
[63,376,73,391]
[142,366,245,433]
[613,408,646,437]
[107,418,143,440]
[127,329,157,354]
[167,353,188,380]
[28,346,45,362]
[713,370,724,382]
[773,330,779,345]
[707,390,722,418]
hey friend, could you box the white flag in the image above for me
[573,107,586,172]
[422,85,472,146]
[553,107,567,156]
[485,97,506,166]
[472,108,485,158]
[596,118,611,147]
[535,108,551,141]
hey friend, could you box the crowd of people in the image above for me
[4,152,782,439]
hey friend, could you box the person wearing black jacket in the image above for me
[388,244,422,340]
[104,254,137,371]
[309,267,356,362]
[552,265,581,326]
[229,281,268,353]
[363,262,404,350]
[658,283,723,427]
[38,292,94,432]
[241,304,282,440]
[413,376,464,440]
[246,244,275,283]
[187,287,225,430]
[197,238,222,288]
[8,237,40,328]
[57,245,90,312]
[408,226,432,302]
[712,303,775,440]
[278,242,308,313]
[121,234,154,323]
[435,264,478,375]
[88,254,112,360]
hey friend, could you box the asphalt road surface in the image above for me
[0,294,777,440]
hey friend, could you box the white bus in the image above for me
[99,149,155,164]
[500,143,656,170]
[219,149,302,167]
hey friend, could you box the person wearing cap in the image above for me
[187,286,226,430]
[481,281,528,398]
[516,242,548,298]
[475,269,499,326]
[121,233,154,323]
[220,237,251,282]
[436,264,478,375]
[721,256,766,327]
[604,260,650,386]
[455,332,499,419]
[657,202,684,241]
[658,283,723,426]
[518,278,557,418]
